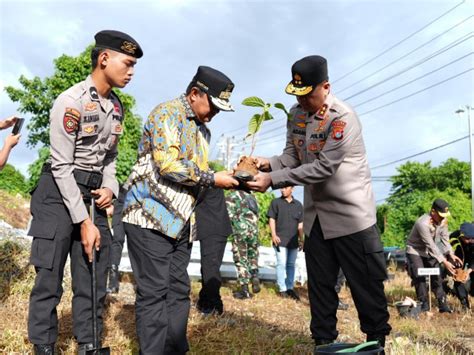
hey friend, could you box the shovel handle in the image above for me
[90,198,99,349]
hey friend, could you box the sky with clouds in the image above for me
[0,0,472,203]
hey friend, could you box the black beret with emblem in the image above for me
[190,66,235,112]
[285,55,328,96]
[94,30,143,58]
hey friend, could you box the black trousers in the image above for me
[28,172,110,345]
[406,253,445,301]
[305,217,391,341]
[197,234,227,311]
[125,223,192,355]
[109,220,125,266]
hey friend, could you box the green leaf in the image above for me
[242,96,265,107]
[263,111,274,121]
[274,102,289,114]
[247,113,264,136]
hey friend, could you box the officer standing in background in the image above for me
[226,190,260,299]
[195,187,233,315]
[406,198,461,313]
[122,66,238,354]
[247,55,391,349]
[27,30,142,355]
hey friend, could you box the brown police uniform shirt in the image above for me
[406,214,451,263]
[49,75,123,224]
[269,93,376,239]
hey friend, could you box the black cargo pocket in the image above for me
[28,220,57,240]
[29,221,58,269]
[363,237,387,281]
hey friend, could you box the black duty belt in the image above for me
[42,163,103,189]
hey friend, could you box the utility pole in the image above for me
[217,135,237,170]
[456,105,474,220]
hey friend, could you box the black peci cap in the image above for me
[190,66,234,111]
[432,198,451,218]
[94,30,143,58]
[285,55,328,96]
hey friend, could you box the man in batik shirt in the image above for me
[122,66,238,354]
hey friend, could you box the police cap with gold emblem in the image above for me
[94,30,143,58]
[432,198,451,218]
[285,55,328,96]
[191,66,235,112]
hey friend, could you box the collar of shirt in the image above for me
[85,75,113,113]
[281,196,295,204]
[178,93,211,143]
[178,93,196,118]
[309,93,336,120]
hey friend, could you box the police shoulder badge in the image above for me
[316,104,328,119]
[63,107,81,134]
[331,120,346,140]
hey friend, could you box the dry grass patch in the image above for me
[1,238,473,354]
[0,190,30,230]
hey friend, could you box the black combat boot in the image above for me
[437,297,453,313]
[106,264,120,294]
[420,299,430,312]
[460,298,470,311]
[251,276,261,294]
[33,344,55,355]
[233,284,252,299]
[286,289,300,301]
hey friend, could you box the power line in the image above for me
[235,66,474,146]
[332,0,466,84]
[359,67,473,116]
[336,15,473,94]
[232,50,473,143]
[371,135,468,170]
[344,32,473,101]
[353,52,473,108]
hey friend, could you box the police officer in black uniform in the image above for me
[27,30,142,355]
[195,187,233,315]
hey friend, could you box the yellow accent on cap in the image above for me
[285,82,313,96]
[438,209,451,218]
[121,41,137,55]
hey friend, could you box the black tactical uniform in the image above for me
[28,30,142,355]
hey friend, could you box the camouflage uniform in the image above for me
[226,190,259,286]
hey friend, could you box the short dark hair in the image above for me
[185,82,206,95]
[91,47,105,70]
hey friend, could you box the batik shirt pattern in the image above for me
[123,94,213,239]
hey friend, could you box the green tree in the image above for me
[5,45,142,188]
[0,164,28,196]
[378,159,472,247]
[254,191,275,247]
[390,159,470,199]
